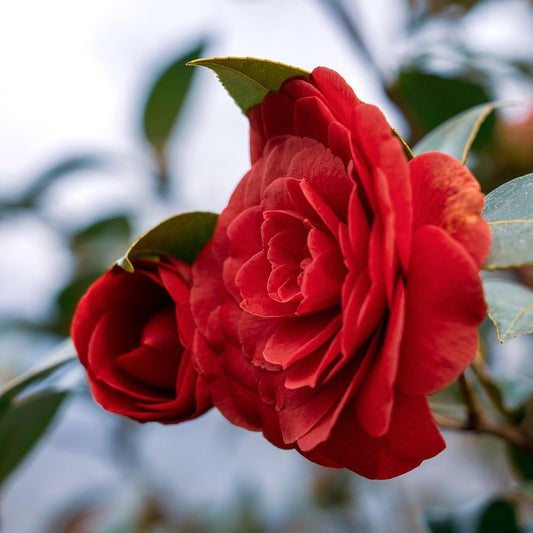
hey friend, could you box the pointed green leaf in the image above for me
[142,41,207,153]
[483,278,533,342]
[0,338,77,415]
[483,173,533,270]
[118,211,218,272]
[188,57,309,113]
[413,102,503,163]
[0,390,67,486]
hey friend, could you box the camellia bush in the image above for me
[1,55,533,512]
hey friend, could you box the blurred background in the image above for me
[1,0,533,531]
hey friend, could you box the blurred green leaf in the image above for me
[0,338,76,415]
[413,102,502,163]
[483,278,533,342]
[0,153,116,213]
[507,443,533,481]
[426,498,519,533]
[142,42,207,154]
[483,174,533,270]
[71,215,132,276]
[477,500,519,533]
[188,56,309,113]
[118,211,218,271]
[494,377,533,412]
[0,390,67,486]
[56,274,103,336]
[391,69,492,142]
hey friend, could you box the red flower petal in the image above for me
[398,225,487,395]
[409,152,491,268]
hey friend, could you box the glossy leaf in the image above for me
[118,211,218,272]
[483,173,533,270]
[0,390,67,485]
[483,278,533,342]
[0,338,77,415]
[413,102,502,163]
[188,57,309,113]
[142,42,207,153]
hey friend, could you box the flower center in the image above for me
[262,210,346,315]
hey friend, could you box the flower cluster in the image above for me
[72,66,491,479]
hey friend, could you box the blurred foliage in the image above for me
[0,339,76,488]
[0,153,116,216]
[390,69,492,144]
[0,390,67,486]
[1,0,533,531]
[426,498,521,533]
[409,0,484,18]
[142,41,207,192]
[0,40,203,500]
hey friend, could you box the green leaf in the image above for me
[0,338,77,415]
[188,56,309,113]
[0,153,115,213]
[142,42,207,153]
[0,390,67,486]
[482,173,533,270]
[70,215,132,276]
[507,443,533,481]
[477,500,519,533]
[483,278,533,342]
[413,102,502,163]
[118,211,218,272]
[392,69,492,140]
[426,499,519,533]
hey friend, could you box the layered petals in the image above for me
[72,257,212,424]
[191,66,491,479]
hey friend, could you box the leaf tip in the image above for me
[117,256,135,273]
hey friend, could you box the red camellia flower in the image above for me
[191,67,491,478]
[72,257,211,423]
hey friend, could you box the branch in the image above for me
[436,412,533,456]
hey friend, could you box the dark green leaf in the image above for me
[482,174,533,270]
[0,390,67,486]
[477,500,519,533]
[142,42,207,154]
[507,443,533,481]
[118,211,218,271]
[426,498,519,533]
[70,215,132,276]
[483,278,533,342]
[392,69,492,143]
[413,102,502,164]
[0,338,77,415]
[188,57,309,113]
[55,274,102,336]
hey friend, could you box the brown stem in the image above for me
[521,398,533,438]
[471,343,516,424]
[457,373,482,429]
[436,412,533,455]
[436,368,533,456]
